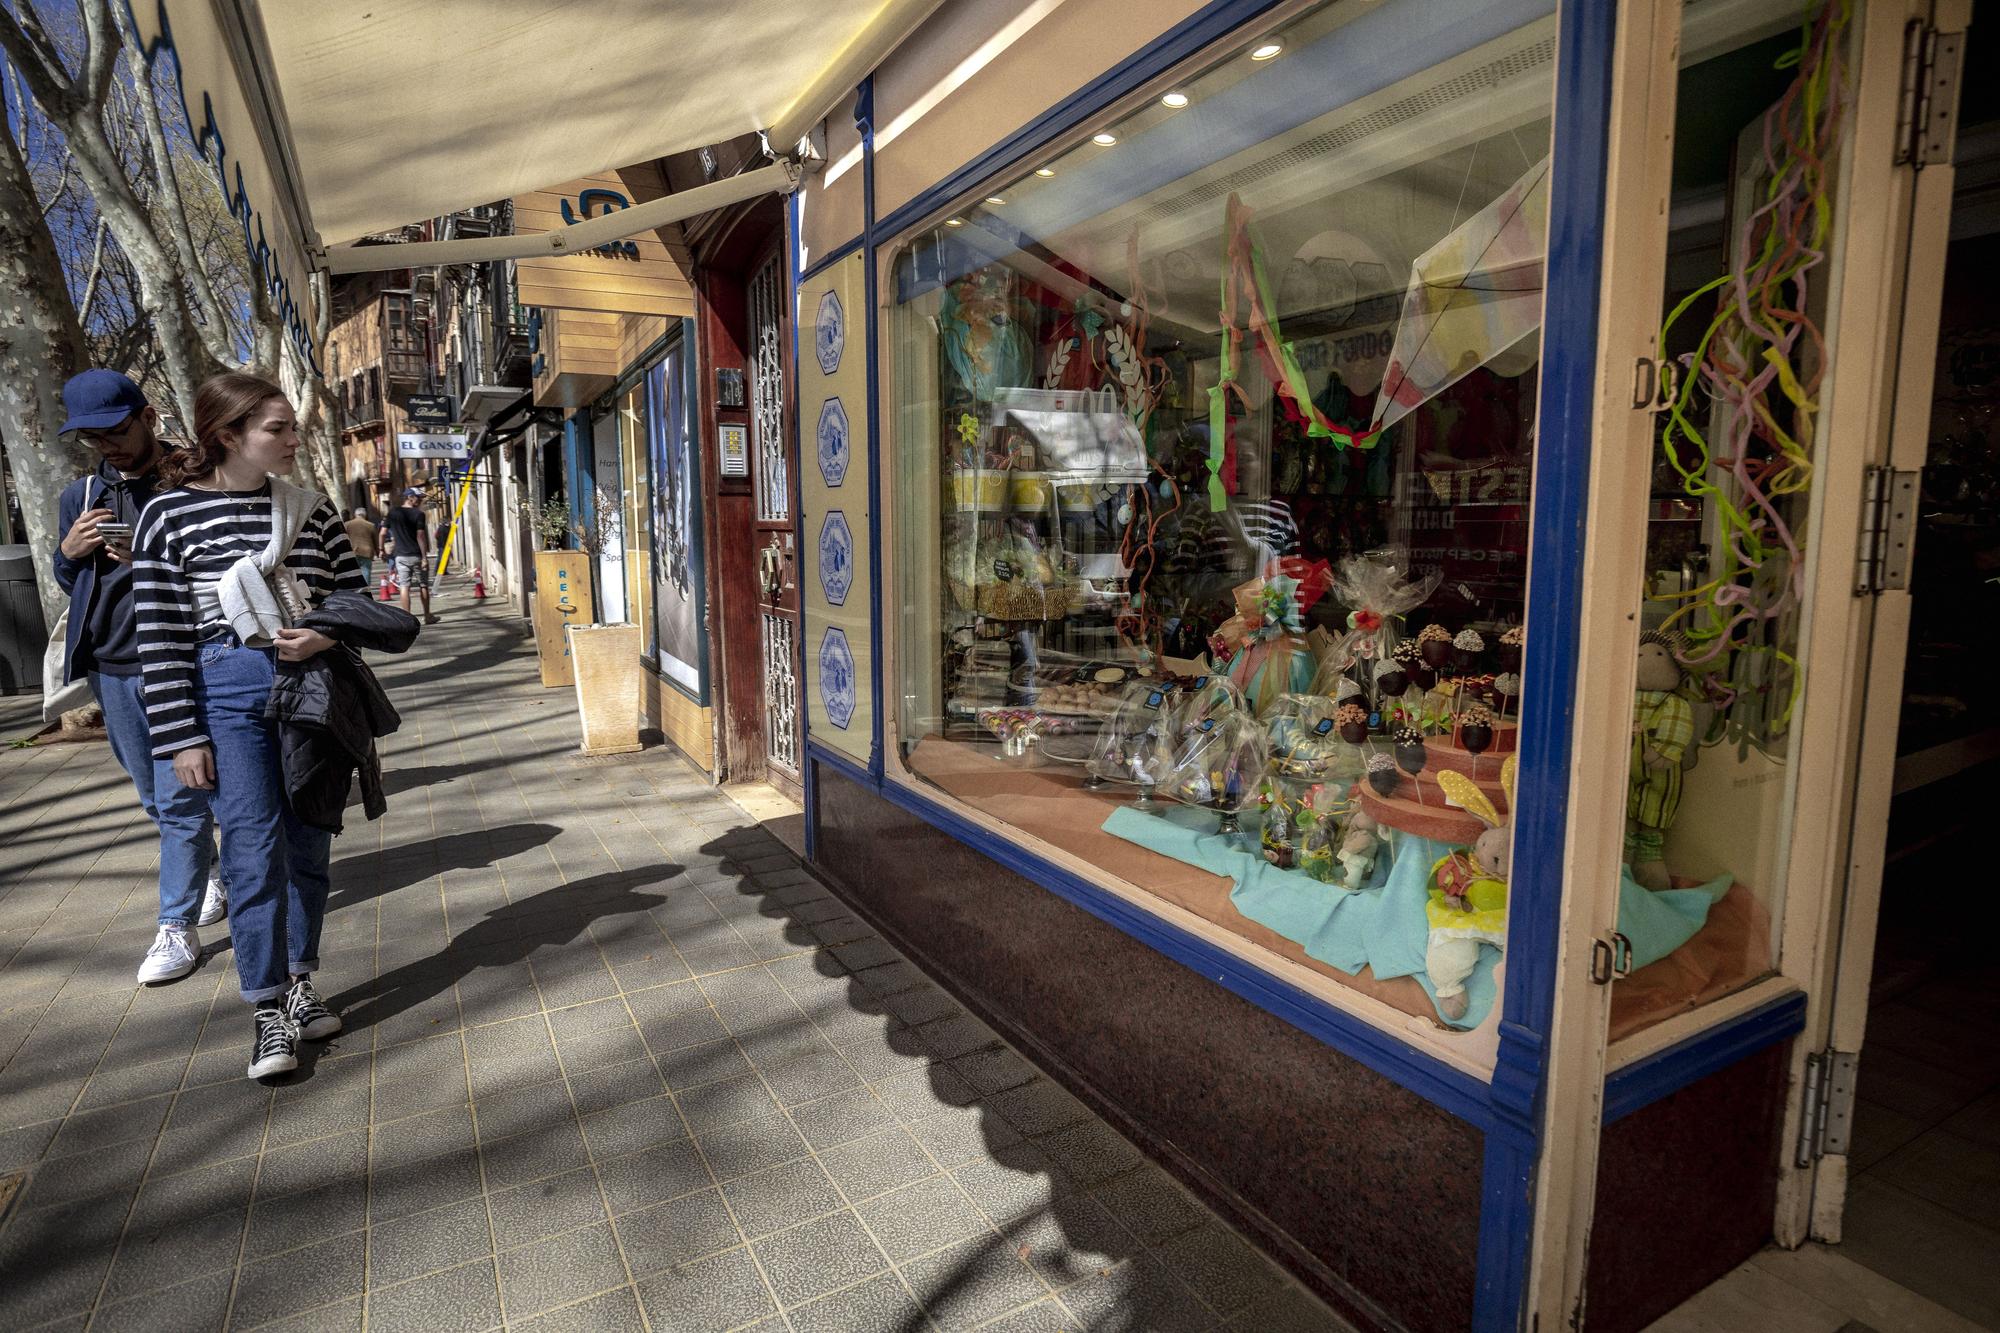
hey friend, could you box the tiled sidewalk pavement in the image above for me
[0,596,1346,1332]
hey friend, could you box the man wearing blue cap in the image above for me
[52,370,225,984]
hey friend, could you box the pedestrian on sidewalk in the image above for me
[50,370,227,985]
[342,506,378,587]
[133,371,367,1080]
[383,487,438,624]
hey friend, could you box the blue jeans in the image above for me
[154,636,333,1004]
[90,670,214,928]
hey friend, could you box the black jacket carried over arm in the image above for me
[267,592,421,832]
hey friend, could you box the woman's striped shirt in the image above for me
[133,484,366,758]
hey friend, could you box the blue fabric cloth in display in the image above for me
[1101,807,1730,1030]
[1101,805,1500,1027]
[1616,866,1732,969]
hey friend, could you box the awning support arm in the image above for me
[323,160,802,274]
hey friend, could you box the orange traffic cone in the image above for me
[378,570,398,602]
[471,569,488,602]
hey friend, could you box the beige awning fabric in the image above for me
[260,0,931,245]
[135,0,942,351]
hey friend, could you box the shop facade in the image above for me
[785,0,1966,1329]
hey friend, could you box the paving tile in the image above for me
[247,1176,369,1258]
[496,1221,629,1319]
[901,1233,1050,1331]
[479,1116,591,1191]
[1059,1254,1213,1333]
[579,1093,688,1162]
[952,1142,1070,1228]
[785,1271,925,1333]
[987,1078,1093,1137]
[230,1229,368,1328]
[469,1078,573,1143]
[910,1102,1022,1169]
[1003,1195,1146,1290]
[545,998,634,1043]
[636,1244,777,1329]
[1157,1220,1289,1316]
[913,1012,1003,1061]
[871,1065,978,1123]
[370,1144,485,1223]
[788,1088,900,1144]
[856,1173,990,1262]
[366,1258,502,1333]
[759,1050,862,1107]
[1222,1282,1351,1332]
[596,1137,713,1215]
[87,1269,234,1332]
[19,1134,155,1210]
[267,1087,370,1148]
[1095,1167,1208,1244]
[818,1123,941,1204]
[0,1189,132,1327]
[696,1109,811,1183]
[556,1024,651,1076]
[513,1285,647,1332]
[733,1015,836,1071]
[371,1104,477,1173]
[676,1071,781,1135]
[258,1125,369,1200]
[373,1068,471,1124]
[656,1037,752,1092]
[720,1156,846,1240]
[488,1165,609,1251]
[44,1090,172,1156]
[76,1054,191,1111]
[567,1057,668,1117]
[1034,1118,1141,1189]
[613,1185,741,1277]
[749,1209,887,1307]
[368,1196,494,1288]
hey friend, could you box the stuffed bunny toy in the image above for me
[1627,630,1691,890]
[1425,756,1515,1021]
[1336,810,1381,890]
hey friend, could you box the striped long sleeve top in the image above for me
[133,484,366,758]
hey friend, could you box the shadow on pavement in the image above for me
[326,823,562,912]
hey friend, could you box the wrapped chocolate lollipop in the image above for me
[1395,637,1434,691]
[1492,672,1522,718]
[1451,628,1486,678]
[1366,751,1400,798]
[1418,624,1453,671]
[1334,702,1370,745]
[1394,724,1429,801]
[1459,703,1496,756]
[1498,625,1526,672]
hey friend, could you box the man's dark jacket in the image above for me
[267,592,420,832]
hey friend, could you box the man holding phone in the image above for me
[52,370,224,984]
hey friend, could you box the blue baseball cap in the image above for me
[59,370,148,434]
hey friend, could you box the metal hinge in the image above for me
[1631,356,1680,414]
[1854,467,1921,594]
[1794,1048,1860,1166]
[1588,933,1634,985]
[1895,21,1964,167]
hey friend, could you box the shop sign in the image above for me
[719,422,749,478]
[815,290,844,375]
[511,164,695,318]
[818,627,856,729]
[397,432,471,460]
[406,394,455,428]
[817,511,853,607]
[816,398,850,487]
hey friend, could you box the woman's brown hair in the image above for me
[158,371,288,487]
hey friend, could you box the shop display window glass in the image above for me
[889,0,1561,1038]
[618,382,653,651]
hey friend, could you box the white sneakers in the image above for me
[196,872,227,927]
[137,926,201,984]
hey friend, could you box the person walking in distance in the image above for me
[384,488,437,623]
[133,372,367,1078]
[50,371,226,984]
[342,507,378,587]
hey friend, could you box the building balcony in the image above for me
[382,349,427,384]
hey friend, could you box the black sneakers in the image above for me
[285,978,343,1041]
[249,1008,300,1079]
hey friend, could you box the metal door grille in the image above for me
[749,257,790,524]
[761,611,800,771]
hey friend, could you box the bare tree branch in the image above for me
[76,213,108,320]
[79,0,119,107]
[0,2,77,115]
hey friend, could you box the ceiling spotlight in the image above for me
[1250,39,1284,60]
[1034,167,1056,178]
[1092,131,1118,146]
[945,217,964,227]
[1160,91,1190,109]
[985,196,1006,205]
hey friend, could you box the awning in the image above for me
[134,0,943,353]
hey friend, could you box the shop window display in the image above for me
[887,0,1835,1038]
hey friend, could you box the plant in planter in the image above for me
[520,497,572,552]
[560,486,642,754]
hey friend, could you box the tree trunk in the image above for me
[0,119,91,629]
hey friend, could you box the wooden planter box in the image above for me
[566,623,643,756]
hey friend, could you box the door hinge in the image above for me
[1854,466,1921,595]
[1588,932,1634,985]
[1895,20,1964,167]
[1795,1048,1860,1166]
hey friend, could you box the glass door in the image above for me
[1531,0,1957,1322]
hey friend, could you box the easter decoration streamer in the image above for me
[1652,0,1850,742]
[1209,194,1383,513]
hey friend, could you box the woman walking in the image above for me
[133,372,367,1079]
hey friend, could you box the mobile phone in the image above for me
[97,522,133,545]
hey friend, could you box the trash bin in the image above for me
[0,545,49,695]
